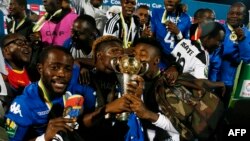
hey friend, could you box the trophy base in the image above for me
[116,112,130,121]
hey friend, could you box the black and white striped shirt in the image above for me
[103,13,140,46]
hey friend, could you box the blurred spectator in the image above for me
[103,0,140,48]
[106,5,121,19]
[70,0,107,35]
[0,0,9,15]
[6,0,33,39]
[180,3,188,13]
[32,0,78,46]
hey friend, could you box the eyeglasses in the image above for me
[3,39,30,47]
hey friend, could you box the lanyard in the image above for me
[38,80,66,110]
[227,24,238,42]
[10,17,26,33]
[33,9,62,32]
[120,13,133,49]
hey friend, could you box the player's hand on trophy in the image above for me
[124,94,158,122]
[105,96,131,114]
[235,27,245,41]
[126,75,144,98]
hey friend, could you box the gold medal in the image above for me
[230,32,238,41]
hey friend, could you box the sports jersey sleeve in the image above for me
[208,48,222,81]
[152,113,180,141]
[178,14,191,39]
[192,64,208,79]
[150,9,158,34]
[103,16,119,37]
[5,97,33,141]
[238,29,250,63]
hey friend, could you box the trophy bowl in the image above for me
[110,55,148,121]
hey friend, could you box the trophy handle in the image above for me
[110,58,120,73]
[139,62,149,76]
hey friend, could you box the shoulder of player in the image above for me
[151,8,165,18]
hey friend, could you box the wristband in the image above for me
[35,134,45,141]
[176,32,183,40]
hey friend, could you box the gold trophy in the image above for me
[110,55,149,121]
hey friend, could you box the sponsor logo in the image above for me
[10,102,23,117]
[37,110,50,116]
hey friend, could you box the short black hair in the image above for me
[38,46,73,64]
[136,5,150,11]
[75,14,97,29]
[194,8,215,19]
[75,14,100,36]
[132,37,163,57]
[231,2,247,16]
[16,0,27,9]
[1,33,23,48]
[194,8,205,19]
[200,21,225,39]
[92,35,123,62]
[1,34,11,48]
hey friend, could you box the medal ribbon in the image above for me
[33,9,62,32]
[120,13,133,48]
[227,24,238,41]
[38,80,66,110]
[10,16,26,33]
[161,10,179,24]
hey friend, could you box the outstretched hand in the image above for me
[126,75,144,97]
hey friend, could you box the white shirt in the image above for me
[171,39,209,79]
[70,0,107,34]
[150,113,180,141]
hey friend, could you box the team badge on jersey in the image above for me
[5,118,18,138]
